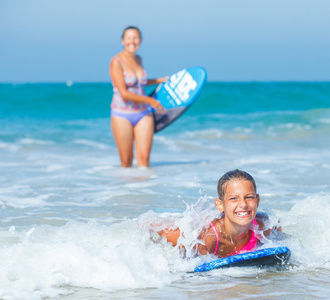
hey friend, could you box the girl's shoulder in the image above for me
[197,219,221,255]
[205,218,224,241]
[255,212,282,236]
[211,216,223,224]
[255,212,268,229]
[210,217,224,228]
[198,218,222,239]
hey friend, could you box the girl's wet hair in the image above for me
[121,26,142,40]
[217,169,257,200]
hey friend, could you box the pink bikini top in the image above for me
[209,219,258,256]
[111,56,148,111]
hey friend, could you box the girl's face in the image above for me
[216,179,259,229]
[122,29,141,54]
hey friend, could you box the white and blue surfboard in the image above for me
[151,67,207,132]
[194,247,291,272]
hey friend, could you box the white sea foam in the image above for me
[277,194,330,269]
[319,118,330,124]
[185,128,224,139]
[20,138,54,145]
[0,185,52,209]
[0,194,50,209]
[1,194,328,299]
[0,220,184,299]
[153,135,180,151]
[73,139,110,150]
[0,141,19,151]
[45,164,68,172]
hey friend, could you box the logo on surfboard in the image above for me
[157,69,197,106]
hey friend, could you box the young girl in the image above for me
[156,169,280,258]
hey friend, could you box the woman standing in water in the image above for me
[109,26,167,168]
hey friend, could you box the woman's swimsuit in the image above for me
[209,219,258,256]
[111,109,152,127]
[111,56,151,126]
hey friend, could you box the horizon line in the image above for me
[1,79,330,85]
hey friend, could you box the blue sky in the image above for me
[1,0,330,82]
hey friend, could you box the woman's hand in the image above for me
[146,76,170,86]
[149,98,165,114]
[160,76,169,83]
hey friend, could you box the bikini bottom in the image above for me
[111,108,152,127]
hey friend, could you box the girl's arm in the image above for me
[109,58,165,113]
[157,228,181,246]
[255,212,282,237]
[158,226,216,256]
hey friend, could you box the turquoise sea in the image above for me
[1,82,330,299]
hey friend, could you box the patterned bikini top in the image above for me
[111,56,148,111]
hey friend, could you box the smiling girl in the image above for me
[157,169,281,258]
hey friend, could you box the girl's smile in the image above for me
[235,211,252,218]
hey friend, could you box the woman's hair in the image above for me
[121,26,142,40]
[217,169,257,200]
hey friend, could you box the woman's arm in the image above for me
[109,58,165,113]
[146,76,169,86]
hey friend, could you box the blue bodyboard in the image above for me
[194,247,291,272]
[152,67,207,132]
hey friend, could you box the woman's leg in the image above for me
[111,116,134,167]
[134,114,154,167]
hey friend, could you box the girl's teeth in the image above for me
[237,212,249,216]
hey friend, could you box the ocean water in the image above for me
[0,82,330,299]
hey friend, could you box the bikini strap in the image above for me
[113,56,125,69]
[210,219,258,256]
[209,222,220,255]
